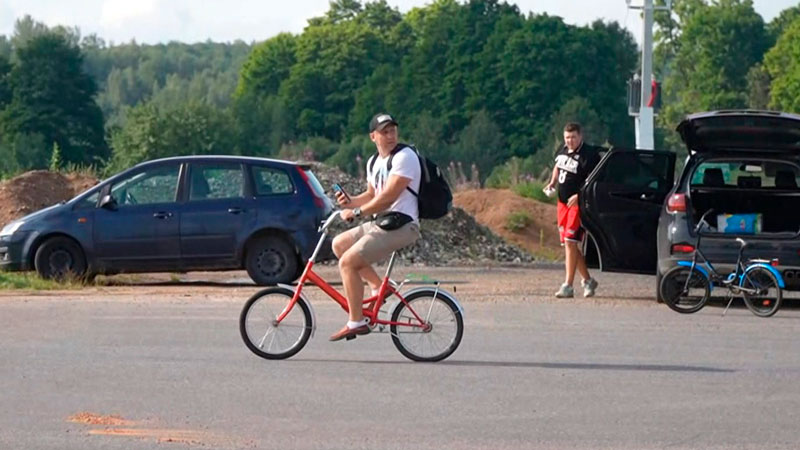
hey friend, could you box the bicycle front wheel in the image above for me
[741,267,782,318]
[390,290,463,362]
[660,265,710,314]
[240,287,312,360]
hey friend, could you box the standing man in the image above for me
[330,113,422,341]
[544,122,602,298]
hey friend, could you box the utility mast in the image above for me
[626,0,671,150]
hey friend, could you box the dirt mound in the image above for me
[454,189,561,257]
[0,170,99,227]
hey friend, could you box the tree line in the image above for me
[1,0,799,186]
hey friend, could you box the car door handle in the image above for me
[227,207,245,214]
[153,211,173,219]
[640,193,655,201]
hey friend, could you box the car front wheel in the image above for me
[34,237,87,281]
[245,236,298,286]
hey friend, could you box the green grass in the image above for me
[0,271,83,290]
[512,180,557,204]
[505,210,532,232]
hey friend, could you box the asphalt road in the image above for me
[1,266,799,449]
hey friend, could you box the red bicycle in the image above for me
[239,211,464,362]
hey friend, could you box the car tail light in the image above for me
[671,244,695,254]
[666,193,686,213]
[296,167,325,208]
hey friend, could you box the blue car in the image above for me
[0,155,334,285]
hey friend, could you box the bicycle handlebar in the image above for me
[318,210,342,233]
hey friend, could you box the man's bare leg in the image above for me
[333,233,381,291]
[339,249,369,322]
[575,246,590,282]
[564,241,580,286]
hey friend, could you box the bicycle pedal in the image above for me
[345,335,356,341]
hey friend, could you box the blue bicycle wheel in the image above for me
[660,266,710,314]
[741,267,782,318]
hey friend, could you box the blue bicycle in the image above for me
[659,209,785,317]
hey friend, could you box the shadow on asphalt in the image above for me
[295,359,733,373]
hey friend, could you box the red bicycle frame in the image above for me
[276,257,428,330]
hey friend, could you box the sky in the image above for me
[0,0,796,46]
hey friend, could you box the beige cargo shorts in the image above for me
[341,220,421,264]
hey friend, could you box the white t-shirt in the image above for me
[367,146,422,223]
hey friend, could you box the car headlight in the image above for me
[0,221,24,237]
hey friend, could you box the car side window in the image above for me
[110,164,180,206]
[251,166,294,196]
[189,163,244,201]
[598,152,671,191]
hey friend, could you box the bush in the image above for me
[505,210,532,232]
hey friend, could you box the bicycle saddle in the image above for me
[736,237,748,248]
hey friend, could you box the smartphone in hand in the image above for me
[332,183,351,204]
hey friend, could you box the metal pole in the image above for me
[637,0,655,150]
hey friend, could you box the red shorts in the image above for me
[557,201,584,244]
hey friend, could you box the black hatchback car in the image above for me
[578,110,800,298]
[0,155,334,284]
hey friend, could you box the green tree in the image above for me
[0,35,11,59]
[767,4,800,41]
[236,33,297,98]
[658,0,770,146]
[746,63,771,109]
[108,102,236,172]
[451,109,506,183]
[0,32,108,167]
[278,18,392,140]
[764,16,800,112]
[548,97,608,152]
[0,54,11,107]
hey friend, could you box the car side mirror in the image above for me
[99,194,117,210]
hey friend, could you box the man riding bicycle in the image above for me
[331,113,422,341]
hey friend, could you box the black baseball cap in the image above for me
[369,113,398,132]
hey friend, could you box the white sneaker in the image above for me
[554,284,574,298]
[582,278,598,298]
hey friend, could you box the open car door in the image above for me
[580,149,676,274]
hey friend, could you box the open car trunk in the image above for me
[689,158,800,235]
[690,188,800,235]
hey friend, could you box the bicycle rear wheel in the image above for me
[390,290,463,362]
[741,267,782,318]
[240,287,312,360]
[660,265,710,314]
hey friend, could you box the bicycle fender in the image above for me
[398,286,465,317]
[742,264,785,289]
[277,283,318,338]
[676,261,710,279]
[676,261,714,288]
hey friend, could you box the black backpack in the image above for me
[368,144,453,219]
